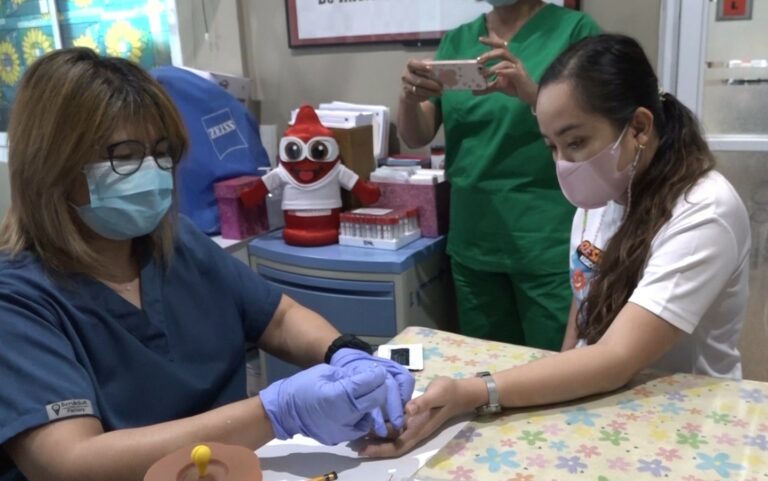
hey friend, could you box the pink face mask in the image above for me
[555,126,638,209]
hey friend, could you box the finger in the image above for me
[403,84,440,101]
[409,76,443,97]
[405,377,452,414]
[487,69,521,96]
[488,61,516,74]
[482,64,512,81]
[406,58,433,76]
[381,359,415,404]
[477,48,511,65]
[405,70,435,85]
[383,375,405,430]
[418,84,443,97]
[352,412,377,437]
[359,408,435,457]
[394,371,416,406]
[384,422,402,440]
[405,398,420,416]
[341,365,388,411]
[369,407,389,437]
[404,392,433,416]
[422,77,445,92]
[403,404,433,432]
[478,36,507,49]
[358,402,440,457]
[402,73,441,96]
[473,79,511,96]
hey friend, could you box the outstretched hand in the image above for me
[356,376,472,458]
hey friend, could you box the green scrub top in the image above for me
[434,5,601,274]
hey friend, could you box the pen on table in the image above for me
[307,471,338,481]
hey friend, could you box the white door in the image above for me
[660,0,768,380]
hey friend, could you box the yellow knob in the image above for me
[190,444,212,477]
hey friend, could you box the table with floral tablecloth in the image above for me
[390,327,768,481]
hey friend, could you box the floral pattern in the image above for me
[21,28,52,65]
[390,327,768,481]
[0,40,21,86]
[105,20,144,62]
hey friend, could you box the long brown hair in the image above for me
[540,34,715,343]
[0,48,188,277]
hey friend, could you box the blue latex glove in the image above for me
[259,363,388,445]
[330,348,416,435]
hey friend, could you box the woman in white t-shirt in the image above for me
[360,33,750,457]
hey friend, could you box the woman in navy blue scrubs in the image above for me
[0,49,413,481]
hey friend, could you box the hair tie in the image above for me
[658,86,666,101]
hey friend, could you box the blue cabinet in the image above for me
[249,231,455,383]
[257,265,397,337]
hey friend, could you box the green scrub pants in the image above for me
[450,257,571,351]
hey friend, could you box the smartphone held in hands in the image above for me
[426,59,487,91]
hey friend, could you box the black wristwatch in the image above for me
[324,334,374,363]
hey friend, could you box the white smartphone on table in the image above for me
[425,59,488,91]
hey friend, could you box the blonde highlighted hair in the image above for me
[0,47,188,277]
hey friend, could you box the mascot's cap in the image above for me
[285,105,334,139]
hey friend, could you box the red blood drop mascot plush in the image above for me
[240,105,380,246]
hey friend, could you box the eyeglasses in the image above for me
[279,136,339,163]
[104,138,177,176]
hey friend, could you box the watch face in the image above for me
[477,404,503,415]
[328,335,374,361]
[344,336,374,354]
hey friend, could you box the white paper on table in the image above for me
[256,392,471,481]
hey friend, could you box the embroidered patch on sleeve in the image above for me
[46,399,94,420]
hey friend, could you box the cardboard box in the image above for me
[330,125,376,211]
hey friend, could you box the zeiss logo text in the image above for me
[207,120,237,140]
[201,109,248,159]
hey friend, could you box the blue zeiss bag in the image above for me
[152,66,270,234]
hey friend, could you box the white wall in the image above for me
[706,0,766,60]
[582,0,661,67]
[174,0,247,76]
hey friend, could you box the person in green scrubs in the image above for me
[397,0,600,350]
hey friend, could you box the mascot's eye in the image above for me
[307,138,338,162]
[310,141,329,160]
[283,141,303,161]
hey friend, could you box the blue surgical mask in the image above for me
[75,158,173,240]
[485,0,520,6]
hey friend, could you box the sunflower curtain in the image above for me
[0,0,175,132]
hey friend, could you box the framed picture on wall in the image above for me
[286,0,573,48]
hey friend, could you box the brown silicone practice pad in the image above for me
[144,442,263,481]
